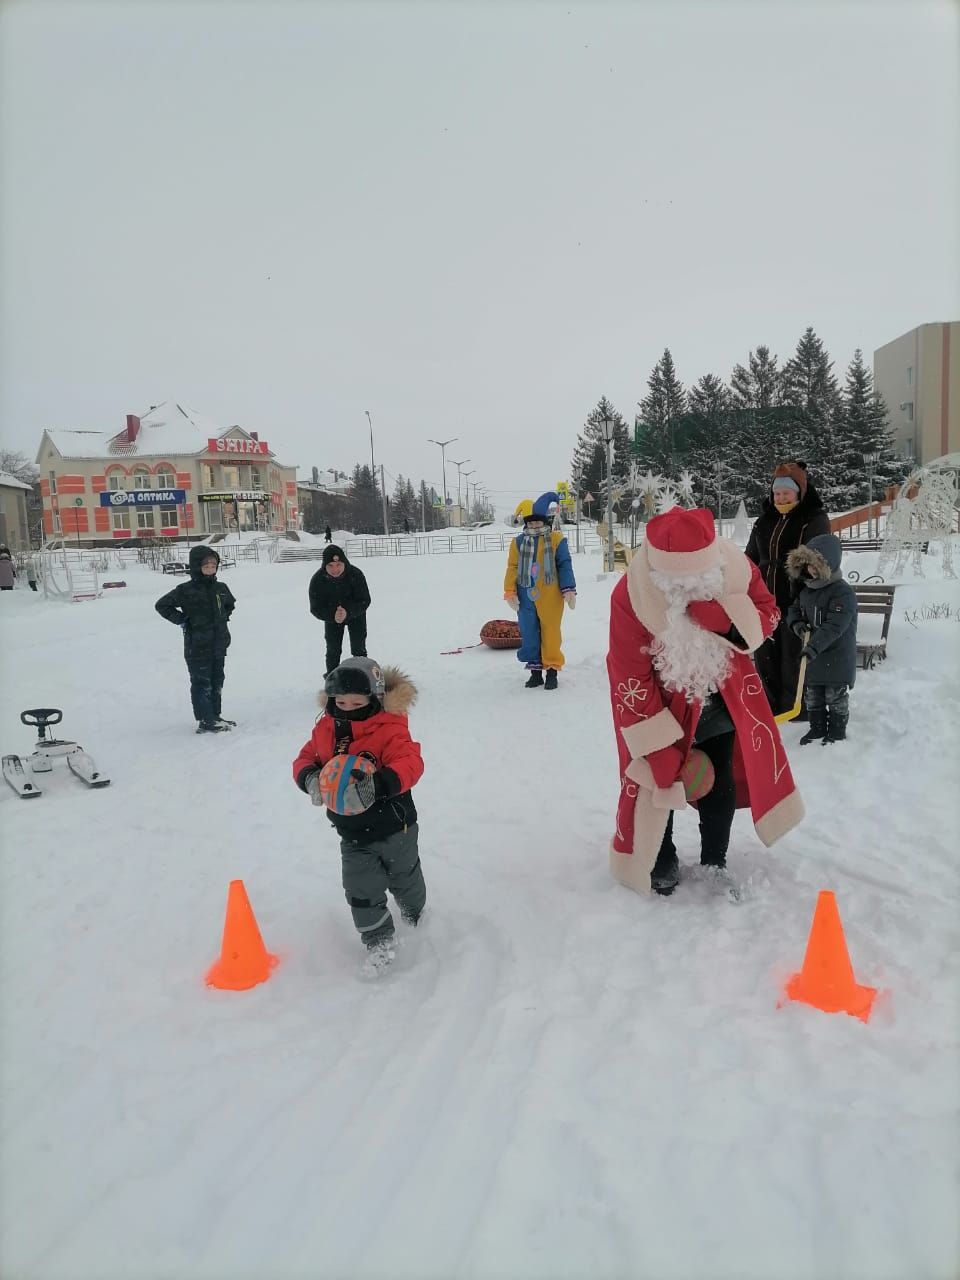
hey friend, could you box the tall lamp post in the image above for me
[449,457,471,528]
[72,496,83,556]
[602,412,616,571]
[461,469,475,525]
[364,411,388,535]
[864,451,879,539]
[427,437,457,526]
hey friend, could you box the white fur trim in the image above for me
[646,541,722,574]
[754,790,805,847]
[651,781,688,811]
[620,706,684,758]
[610,844,652,894]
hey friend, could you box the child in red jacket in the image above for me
[292,657,425,972]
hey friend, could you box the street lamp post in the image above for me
[449,457,471,528]
[461,470,475,525]
[72,497,83,557]
[601,412,616,571]
[364,412,388,535]
[864,451,879,538]
[427,437,458,526]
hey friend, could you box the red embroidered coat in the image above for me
[606,538,804,893]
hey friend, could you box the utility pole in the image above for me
[380,464,390,535]
[449,458,471,529]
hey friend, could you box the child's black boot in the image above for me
[524,669,544,688]
[544,669,558,690]
[823,708,848,743]
[799,706,827,745]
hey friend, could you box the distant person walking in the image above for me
[0,548,15,591]
[745,461,831,717]
[324,524,333,543]
[309,544,372,676]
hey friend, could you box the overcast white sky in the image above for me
[1,0,957,506]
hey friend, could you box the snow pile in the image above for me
[0,550,958,1280]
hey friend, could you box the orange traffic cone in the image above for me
[782,890,876,1021]
[205,880,278,991]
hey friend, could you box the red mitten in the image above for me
[646,744,684,790]
[686,600,731,633]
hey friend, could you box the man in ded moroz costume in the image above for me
[606,506,803,896]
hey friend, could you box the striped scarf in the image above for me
[517,530,555,589]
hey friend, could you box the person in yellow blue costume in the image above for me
[503,492,577,689]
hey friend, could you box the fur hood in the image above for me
[317,665,417,715]
[786,533,842,582]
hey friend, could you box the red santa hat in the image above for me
[644,507,721,574]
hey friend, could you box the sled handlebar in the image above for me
[21,708,63,730]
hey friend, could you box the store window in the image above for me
[205,503,224,533]
[222,465,240,489]
[133,470,152,490]
[156,469,175,489]
[112,510,131,530]
[136,509,155,531]
[159,507,179,529]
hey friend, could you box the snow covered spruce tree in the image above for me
[681,373,736,515]
[635,349,687,474]
[730,344,782,410]
[779,326,843,501]
[829,349,902,509]
[570,396,631,516]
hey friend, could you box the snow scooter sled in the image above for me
[2,708,111,799]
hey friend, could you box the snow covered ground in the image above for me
[1,542,958,1280]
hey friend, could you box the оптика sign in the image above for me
[99,490,186,507]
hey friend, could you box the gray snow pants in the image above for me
[340,823,425,945]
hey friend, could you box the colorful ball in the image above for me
[681,747,715,801]
[317,754,377,815]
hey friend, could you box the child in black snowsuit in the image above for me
[155,545,236,733]
[308,544,372,676]
[786,533,858,744]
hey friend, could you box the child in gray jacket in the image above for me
[786,533,858,744]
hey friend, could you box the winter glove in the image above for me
[646,744,685,791]
[351,767,401,803]
[800,645,815,660]
[791,620,808,639]
[686,600,731,633]
[302,769,325,806]
[504,594,519,612]
[562,591,577,610]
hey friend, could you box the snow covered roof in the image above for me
[0,469,32,490]
[39,402,272,461]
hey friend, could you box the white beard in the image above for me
[647,565,732,703]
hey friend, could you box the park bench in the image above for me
[840,537,885,552]
[161,561,189,575]
[852,582,896,670]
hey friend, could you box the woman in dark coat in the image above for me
[745,460,831,716]
[308,544,371,675]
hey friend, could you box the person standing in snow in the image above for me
[503,492,576,690]
[324,524,332,543]
[0,547,15,590]
[292,657,425,973]
[607,507,803,896]
[155,545,236,733]
[786,533,858,745]
[308,544,372,677]
[25,559,38,591]
[745,461,831,716]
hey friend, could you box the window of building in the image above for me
[53,510,62,533]
[133,470,152,489]
[251,468,262,488]
[49,470,58,494]
[905,402,914,422]
[156,469,175,489]
[907,366,913,386]
[108,472,125,491]
[202,464,216,490]
[136,509,155,531]
[222,465,240,489]
[112,510,131,531]
[159,507,179,529]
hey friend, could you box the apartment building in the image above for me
[35,403,298,545]
[873,321,959,463]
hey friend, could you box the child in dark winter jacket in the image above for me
[155,545,236,733]
[786,533,858,744]
[308,545,372,677]
[292,657,425,971]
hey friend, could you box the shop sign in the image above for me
[206,437,270,456]
[99,489,186,507]
[197,490,269,503]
